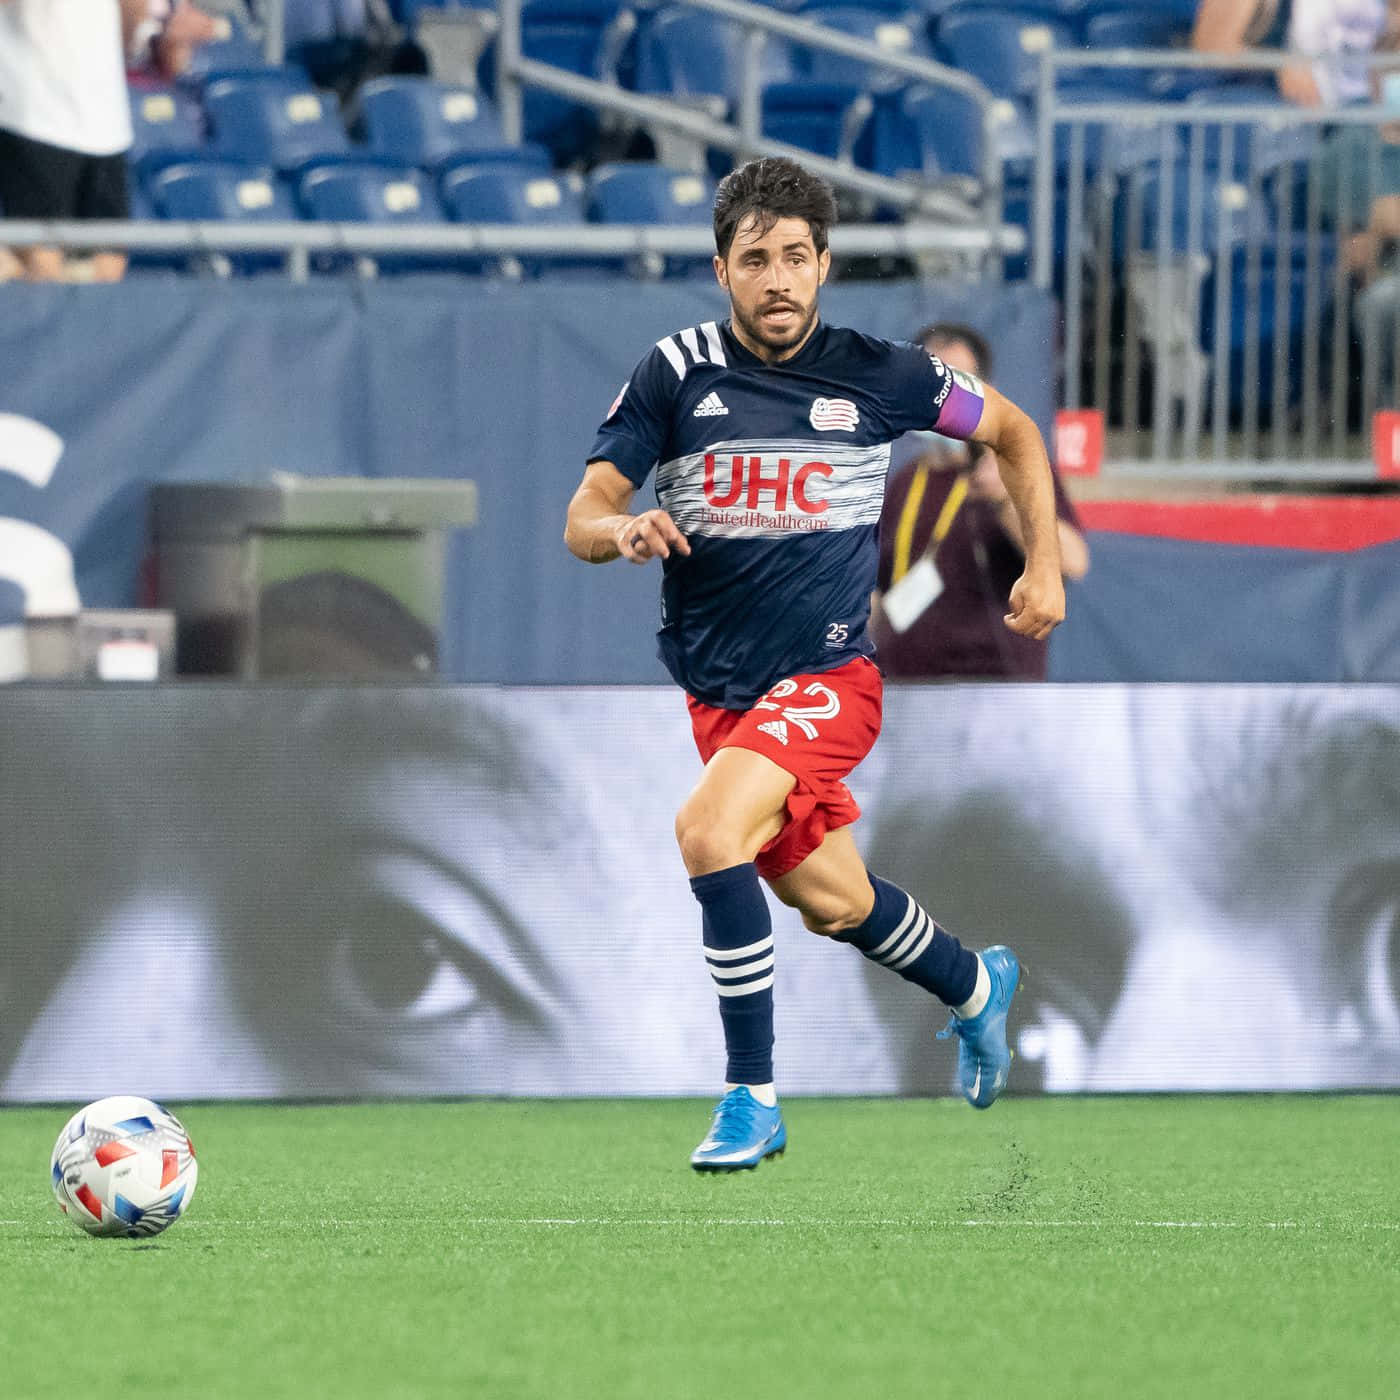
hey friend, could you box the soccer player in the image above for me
[564,157,1065,1171]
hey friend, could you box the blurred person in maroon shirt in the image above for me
[872,323,1090,680]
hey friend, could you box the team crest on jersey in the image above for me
[810,397,860,432]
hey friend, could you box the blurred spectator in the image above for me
[1191,0,1391,106]
[872,324,1089,681]
[285,0,425,106]
[0,0,143,282]
[127,2,227,83]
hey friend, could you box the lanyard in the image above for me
[891,468,968,584]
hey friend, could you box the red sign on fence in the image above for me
[1053,409,1103,477]
[1372,411,1400,479]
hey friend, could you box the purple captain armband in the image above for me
[933,367,986,441]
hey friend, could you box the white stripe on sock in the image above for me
[709,953,775,981]
[877,910,929,967]
[705,936,773,962]
[888,915,937,970]
[715,972,774,998]
[867,897,919,960]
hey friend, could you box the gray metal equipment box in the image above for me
[149,474,478,679]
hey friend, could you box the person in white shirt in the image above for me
[0,0,147,281]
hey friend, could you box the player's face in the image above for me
[715,214,830,362]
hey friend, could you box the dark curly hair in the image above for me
[712,157,838,260]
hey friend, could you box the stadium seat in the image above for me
[587,163,714,277]
[1181,86,1318,178]
[442,165,591,276]
[441,166,585,223]
[762,82,871,161]
[150,160,300,221]
[480,0,637,158]
[795,7,939,92]
[178,13,280,85]
[1083,10,1188,48]
[204,75,353,172]
[1053,83,1175,176]
[586,162,713,223]
[299,164,446,222]
[857,83,985,180]
[358,78,545,170]
[1129,160,1275,256]
[127,85,205,177]
[935,10,1073,99]
[631,7,796,107]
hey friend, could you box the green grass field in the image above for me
[2,1097,1397,1399]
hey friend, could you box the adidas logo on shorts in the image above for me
[757,719,789,746]
[693,392,729,417]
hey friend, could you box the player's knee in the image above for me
[795,884,868,940]
[674,806,746,876]
[797,893,871,939]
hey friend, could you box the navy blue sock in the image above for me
[689,863,774,1085]
[836,872,978,1007]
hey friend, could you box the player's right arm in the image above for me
[564,460,691,565]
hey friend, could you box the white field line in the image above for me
[6,1217,1398,1231]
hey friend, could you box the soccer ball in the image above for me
[51,1095,198,1239]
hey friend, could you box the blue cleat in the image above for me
[937,946,1020,1109]
[690,1087,787,1172]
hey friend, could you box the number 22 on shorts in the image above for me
[753,678,841,740]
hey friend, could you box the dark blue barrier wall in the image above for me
[4,279,1396,681]
[1050,533,1400,682]
[0,278,1053,682]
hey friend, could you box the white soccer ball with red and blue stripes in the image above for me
[51,1096,198,1238]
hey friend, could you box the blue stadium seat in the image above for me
[631,7,795,107]
[1181,86,1318,177]
[857,83,984,180]
[1129,160,1275,256]
[205,75,353,172]
[178,14,280,85]
[929,0,1090,22]
[1079,0,1197,21]
[127,85,205,177]
[299,164,446,221]
[762,82,869,160]
[150,160,300,220]
[358,78,544,170]
[1083,10,1188,48]
[935,10,1073,98]
[441,166,585,223]
[796,7,938,92]
[586,162,714,222]
[442,165,591,275]
[480,0,635,158]
[587,162,714,277]
[1053,83,1176,175]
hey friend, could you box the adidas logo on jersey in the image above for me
[693,392,729,418]
[757,719,790,746]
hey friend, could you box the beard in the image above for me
[730,293,820,357]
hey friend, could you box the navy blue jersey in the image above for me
[588,317,986,708]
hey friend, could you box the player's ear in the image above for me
[818,248,831,284]
[713,253,728,289]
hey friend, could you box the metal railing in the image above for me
[0,218,1015,282]
[492,0,1019,265]
[1037,48,1400,480]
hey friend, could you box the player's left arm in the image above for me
[965,386,1066,641]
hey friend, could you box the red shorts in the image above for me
[686,656,884,880]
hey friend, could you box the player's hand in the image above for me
[617,510,691,564]
[1004,565,1065,641]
